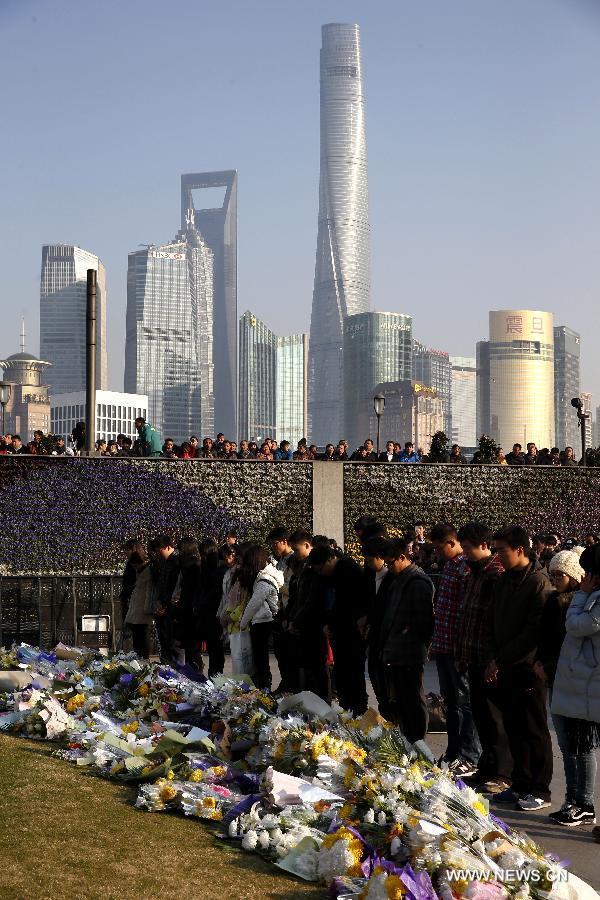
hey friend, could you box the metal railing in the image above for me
[0,576,124,650]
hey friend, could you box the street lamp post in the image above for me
[0,381,12,436]
[373,393,385,457]
[571,397,590,466]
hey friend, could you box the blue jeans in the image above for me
[436,653,481,765]
[552,709,597,806]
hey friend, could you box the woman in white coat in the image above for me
[238,545,283,690]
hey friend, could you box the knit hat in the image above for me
[549,550,585,584]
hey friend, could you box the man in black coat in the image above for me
[308,545,369,716]
[378,537,435,742]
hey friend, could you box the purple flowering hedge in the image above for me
[343,463,600,542]
[0,458,312,575]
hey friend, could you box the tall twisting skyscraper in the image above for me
[309,23,371,443]
[181,172,237,440]
[40,244,108,395]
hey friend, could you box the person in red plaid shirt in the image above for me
[430,522,481,778]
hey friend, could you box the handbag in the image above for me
[229,630,255,676]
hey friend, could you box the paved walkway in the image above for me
[212,653,599,890]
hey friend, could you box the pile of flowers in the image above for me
[0,643,588,899]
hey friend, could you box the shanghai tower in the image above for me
[308,23,371,444]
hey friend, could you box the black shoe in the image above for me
[556,805,596,827]
[549,801,576,821]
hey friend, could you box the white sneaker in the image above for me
[517,794,551,811]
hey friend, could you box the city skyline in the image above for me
[1,3,600,424]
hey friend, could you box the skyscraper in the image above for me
[308,23,371,444]
[450,356,477,449]
[413,342,452,436]
[238,311,309,447]
[277,334,309,449]
[181,172,237,439]
[238,311,277,444]
[40,244,108,396]
[343,311,412,449]
[554,326,580,450]
[124,210,214,443]
[482,310,555,449]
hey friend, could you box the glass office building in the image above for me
[40,244,108,396]
[239,312,309,447]
[487,310,554,449]
[277,334,308,448]
[554,326,580,451]
[309,23,371,444]
[413,342,452,437]
[343,312,412,449]
[181,172,237,439]
[238,312,277,443]
[450,356,477,449]
[124,210,214,443]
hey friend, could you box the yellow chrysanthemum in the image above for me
[137,683,150,697]
[121,720,139,734]
[159,784,177,802]
[189,769,204,782]
[202,796,217,809]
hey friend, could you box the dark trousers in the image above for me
[300,631,330,701]
[250,621,272,690]
[198,615,225,676]
[155,612,174,662]
[436,653,481,765]
[468,664,512,780]
[273,628,301,693]
[383,663,427,743]
[129,623,151,659]
[492,669,553,799]
[330,634,368,717]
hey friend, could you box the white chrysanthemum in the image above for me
[317,840,356,881]
[363,808,375,824]
[368,726,383,741]
[294,849,319,880]
[363,872,389,900]
[228,819,239,837]
[242,829,258,850]
[390,836,403,856]
[498,850,526,869]
[260,813,279,829]
[269,827,283,844]
[257,830,270,849]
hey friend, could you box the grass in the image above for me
[0,734,322,900]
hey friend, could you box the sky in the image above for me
[1,0,599,405]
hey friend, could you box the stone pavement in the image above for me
[213,653,599,891]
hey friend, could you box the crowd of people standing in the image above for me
[118,520,600,841]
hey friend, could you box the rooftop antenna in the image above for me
[20,317,25,353]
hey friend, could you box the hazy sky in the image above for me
[1,0,599,405]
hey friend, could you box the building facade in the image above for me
[554,326,581,451]
[0,351,51,440]
[476,341,491,441]
[181,172,237,439]
[368,380,444,452]
[124,211,214,444]
[51,390,148,445]
[450,356,477,450]
[308,23,371,444]
[486,310,555,450]
[343,311,412,449]
[413,342,452,436]
[238,311,277,444]
[276,334,308,449]
[40,244,108,396]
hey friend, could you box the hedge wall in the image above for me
[343,463,600,543]
[0,458,312,575]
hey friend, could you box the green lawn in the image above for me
[0,735,322,900]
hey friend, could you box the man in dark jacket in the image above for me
[119,538,140,650]
[362,536,396,715]
[149,534,180,663]
[455,522,510,790]
[287,530,329,700]
[505,444,525,465]
[377,441,399,462]
[377,537,434,742]
[308,545,369,716]
[485,525,553,810]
